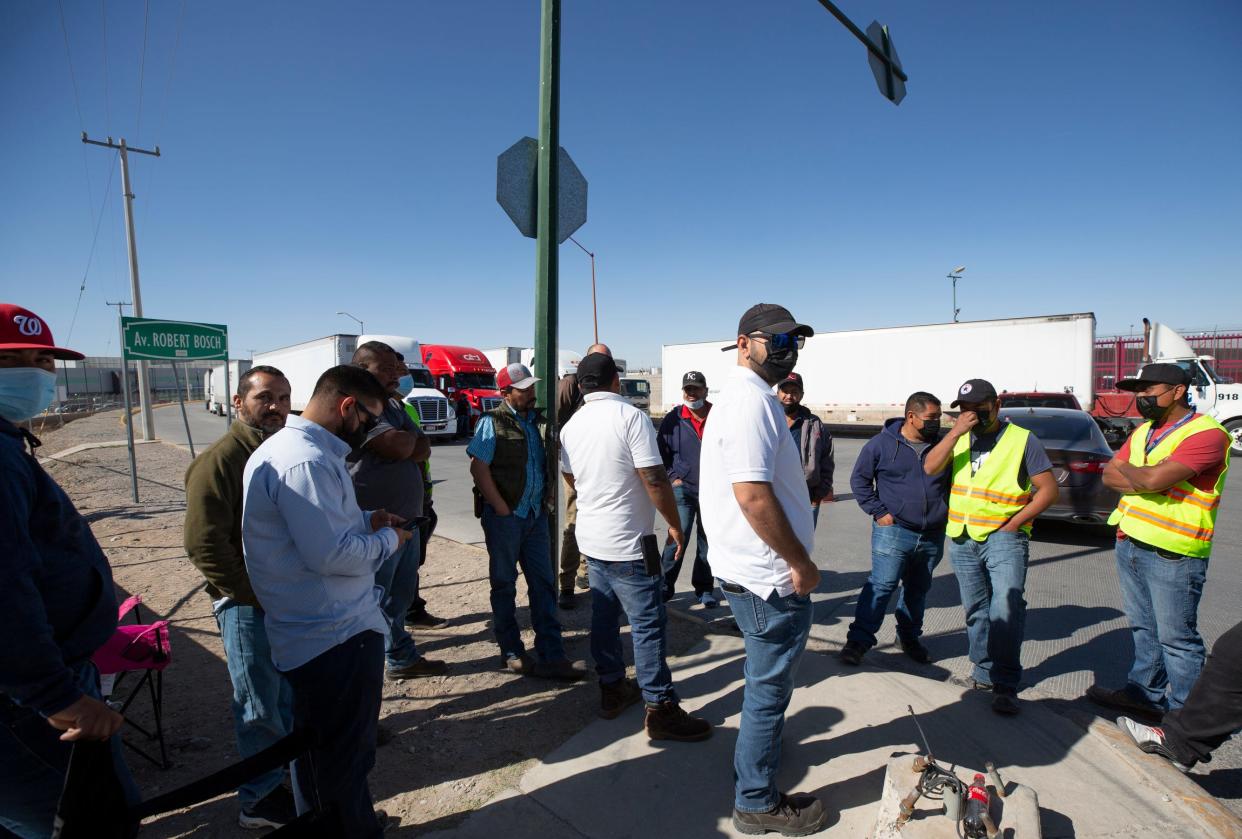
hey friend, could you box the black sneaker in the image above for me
[1086,685,1164,725]
[387,656,448,680]
[644,700,712,742]
[405,610,450,629]
[558,590,576,610]
[991,687,1020,716]
[732,792,827,836]
[600,678,642,719]
[838,641,865,666]
[899,637,931,664]
[239,785,296,829]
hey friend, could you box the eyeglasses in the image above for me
[353,400,380,432]
[749,332,805,351]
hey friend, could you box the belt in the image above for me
[1122,534,1186,560]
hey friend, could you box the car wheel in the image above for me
[1225,418,1242,458]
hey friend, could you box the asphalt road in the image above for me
[162,405,1242,810]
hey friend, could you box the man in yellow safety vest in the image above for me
[924,378,1059,716]
[1087,363,1231,722]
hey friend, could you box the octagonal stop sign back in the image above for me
[496,136,588,244]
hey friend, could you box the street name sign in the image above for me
[496,136,588,244]
[865,21,906,105]
[121,317,229,362]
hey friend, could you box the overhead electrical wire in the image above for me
[65,157,119,343]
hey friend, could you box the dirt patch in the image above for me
[42,411,708,836]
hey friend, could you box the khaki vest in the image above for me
[487,405,546,511]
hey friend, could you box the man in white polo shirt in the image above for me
[699,303,827,836]
[560,352,712,742]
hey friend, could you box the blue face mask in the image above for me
[685,398,706,410]
[0,367,58,422]
[396,374,414,394]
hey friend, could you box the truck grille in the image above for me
[413,397,449,423]
[481,397,502,412]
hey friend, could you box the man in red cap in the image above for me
[0,304,138,836]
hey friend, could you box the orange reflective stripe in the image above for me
[1165,486,1220,511]
[1116,501,1214,542]
[951,484,1032,505]
[948,509,1010,525]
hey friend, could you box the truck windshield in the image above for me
[406,368,436,389]
[1199,360,1229,385]
[621,379,650,397]
[456,372,497,390]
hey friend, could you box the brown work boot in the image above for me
[599,678,642,719]
[386,656,448,680]
[732,792,827,836]
[531,658,587,682]
[644,700,712,742]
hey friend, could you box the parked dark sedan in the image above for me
[1000,406,1120,525]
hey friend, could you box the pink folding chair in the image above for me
[93,594,172,769]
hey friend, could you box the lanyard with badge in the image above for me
[1143,411,1194,459]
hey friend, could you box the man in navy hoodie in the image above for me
[0,304,136,837]
[841,392,949,665]
[657,370,716,606]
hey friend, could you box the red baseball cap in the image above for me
[496,362,539,391]
[0,304,84,360]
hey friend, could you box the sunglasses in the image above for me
[749,332,806,351]
[352,400,380,432]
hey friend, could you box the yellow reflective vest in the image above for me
[947,423,1034,541]
[1107,413,1230,558]
[403,401,434,499]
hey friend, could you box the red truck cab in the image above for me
[421,345,502,432]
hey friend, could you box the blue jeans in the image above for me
[722,585,813,813]
[847,523,945,649]
[588,558,676,703]
[949,530,1029,690]
[284,631,385,838]
[214,601,295,808]
[375,538,423,668]
[1115,537,1208,710]
[0,661,139,838]
[480,506,565,663]
[661,486,714,597]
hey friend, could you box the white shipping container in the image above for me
[252,335,357,412]
[205,360,252,416]
[661,313,1096,419]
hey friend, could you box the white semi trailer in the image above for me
[661,313,1097,424]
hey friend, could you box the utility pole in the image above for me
[106,301,140,503]
[948,266,966,322]
[84,133,161,441]
[534,0,562,570]
[569,236,598,344]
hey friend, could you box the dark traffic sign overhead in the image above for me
[496,137,588,244]
[865,21,906,105]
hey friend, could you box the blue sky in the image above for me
[3,1,1239,366]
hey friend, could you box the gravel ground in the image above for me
[35,411,708,836]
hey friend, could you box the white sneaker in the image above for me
[1116,717,1191,772]
[698,592,718,609]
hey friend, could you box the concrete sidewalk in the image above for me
[427,633,1241,839]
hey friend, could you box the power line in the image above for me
[57,0,99,255]
[65,156,119,343]
[134,0,150,141]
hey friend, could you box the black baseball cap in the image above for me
[1117,362,1191,392]
[778,372,804,391]
[577,352,622,391]
[720,303,814,351]
[951,378,998,408]
[682,371,707,389]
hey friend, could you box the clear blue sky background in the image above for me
[3,1,1239,366]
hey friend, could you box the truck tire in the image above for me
[1225,418,1242,458]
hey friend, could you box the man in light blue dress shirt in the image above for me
[243,365,413,837]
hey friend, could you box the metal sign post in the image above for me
[170,362,196,458]
[107,302,140,502]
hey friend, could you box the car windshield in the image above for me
[1002,411,1111,453]
[456,372,496,390]
[621,379,649,397]
[406,368,435,389]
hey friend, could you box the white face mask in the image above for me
[685,398,705,410]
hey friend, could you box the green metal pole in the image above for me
[535,0,561,568]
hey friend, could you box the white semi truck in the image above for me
[661,313,1097,424]
[251,333,455,438]
[205,360,252,417]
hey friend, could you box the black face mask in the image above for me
[918,420,941,442]
[337,404,376,450]
[783,401,800,416]
[758,347,798,384]
[1136,394,1172,422]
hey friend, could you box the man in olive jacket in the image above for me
[183,365,296,829]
